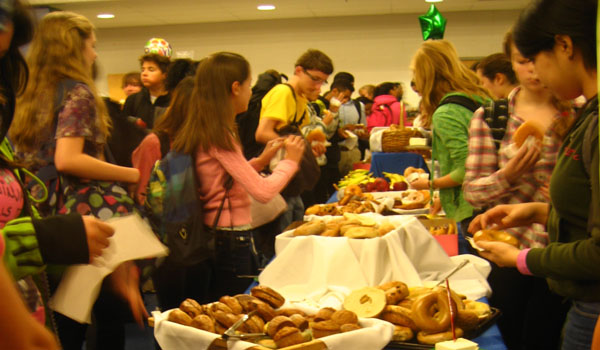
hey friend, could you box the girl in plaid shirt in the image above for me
[464,32,573,249]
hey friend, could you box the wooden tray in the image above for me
[208,338,327,350]
[383,307,501,350]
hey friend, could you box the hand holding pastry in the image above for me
[476,240,520,268]
[260,137,286,161]
[468,202,550,233]
[283,135,305,163]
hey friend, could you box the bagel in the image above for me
[381,305,417,330]
[294,220,326,236]
[473,229,520,248]
[392,325,414,342]
[386,285,409,305]
[343,287,387,318]
[404,166,425,178]
[464,300,492,320]
[513,120,544,148]
[456,309,480,330]
[417,328,464,345]
[307,128,327,143]
[411,291,456,333]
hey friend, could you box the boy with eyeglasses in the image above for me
[256,49,333,232]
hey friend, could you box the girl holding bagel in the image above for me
[463,30,573,349]
[469,0,599,348]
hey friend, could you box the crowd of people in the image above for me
[0,0,599,349]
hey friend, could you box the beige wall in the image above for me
[95,10,519,107]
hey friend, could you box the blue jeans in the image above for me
[562,301,600,350]
[277,195,305,233]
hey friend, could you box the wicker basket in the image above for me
[382,127,413,152]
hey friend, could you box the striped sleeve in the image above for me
[463,108,512,207]
[2,217,45,281]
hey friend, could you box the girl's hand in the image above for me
[110,262,148,328]
[311,143,326,157]
[83,216,115,263]
[260,137,285,161]
[128,168,140,184]
[284,135,306,163]
[468,202,549,233]
[502,142,540,184]
[430,197,442,216]
[476,240,520,268]
[410,177,429,190]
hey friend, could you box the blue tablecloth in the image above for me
[370,152,429,178]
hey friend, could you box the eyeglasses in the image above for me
[302,68,328,85]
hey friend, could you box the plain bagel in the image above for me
[473,229,520,248]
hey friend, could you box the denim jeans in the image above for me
[562,301,600,350]
[277,195,305,233]
[209,230,260,300]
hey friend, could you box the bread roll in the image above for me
[513,120,544,147]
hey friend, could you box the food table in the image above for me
[152,209,508,349]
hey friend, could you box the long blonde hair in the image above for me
[411,40,492,128]
[172,52,249,154]
[10,11,109,153]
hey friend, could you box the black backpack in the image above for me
[438,95,509,150]
[236,72,287,160]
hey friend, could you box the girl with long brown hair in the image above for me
[185,52,304,298]
[10,11,139,214]
[9,11,143,350]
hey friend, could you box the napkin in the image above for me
[49,214,168,323]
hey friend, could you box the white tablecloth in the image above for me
[262,214,491,302]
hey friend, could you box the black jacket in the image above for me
[120,88,171,166]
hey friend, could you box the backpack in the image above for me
[274,87,320,197]
[367,101,396,132]
[236,72,287,160]
[145,132,233,266]
[438,95,509,151]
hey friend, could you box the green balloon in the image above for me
[419,4,447,40]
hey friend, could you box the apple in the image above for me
[373,177,389,192]
[393,181,408,191]
[365,182,376,192]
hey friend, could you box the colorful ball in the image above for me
[144,38,172,58]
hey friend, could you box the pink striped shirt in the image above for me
[463,87,565,248]
[195,140,298,228]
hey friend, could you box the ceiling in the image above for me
[28,0,529,29]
